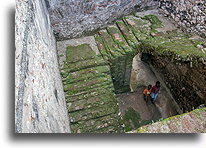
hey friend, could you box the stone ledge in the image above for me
[129,107,206,133]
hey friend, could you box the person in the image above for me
[143,85,152,102]
[150,81,161,103]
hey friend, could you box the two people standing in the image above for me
[143,81,161,103]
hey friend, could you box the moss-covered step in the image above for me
[60,43,122,133]
[123,16,150,41]
[140,31,206,60]
[116,20,139,50]
[65,87,115,102]
[67,91,117,112]
[94,34,111,61]
[70,113,122,133]
[141,14,163,31]
[106,25,133,53]
[69,101,119,123]
[133,108,206,133]
[62,65,110,82]
[98,30,125,58]
[64,79,114,95]
[62,57,107,73]
[66,44,96,63]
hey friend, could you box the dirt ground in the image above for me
[118,54,179,121]
[117,87,161,121]
[117,86,178,122]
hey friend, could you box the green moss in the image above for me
[66,87,115,102]
[122,107,158,132]
[107,26,133,54]
[110,53,134,93]
[63,57,107,73]
[69,102,118,122]
[99,31,125,58]
[116,20,139,48]
[140,33,206,60]
[61,41,123,133]
[142,14,163,30]
[94,34,110,61]
[66,44,96,62]
[158,108,206,124]
[124,16,151,36]
[59,54,64,57]
[137,127,149,133]
[71,113,122,133]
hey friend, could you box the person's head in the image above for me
[148,84,152,89]
[156,81,160,87]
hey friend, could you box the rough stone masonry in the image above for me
[15,0,71,133]
[46,0,159,40]
[15,0,205,133]
[15,0,158,133]
[159,0,206,37]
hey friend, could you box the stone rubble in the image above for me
[159,0,206,37]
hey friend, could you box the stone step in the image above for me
[65,87,115,102]
[66,44,97,63]
[68,92,117,112]
[64,75,113,94]
[124,16,150,41]
[61,56,107,73]
[98,30,125,57]
[116,20,139,49]
[63,73,111,86]
[94,34,111,61]
[69,102,118,123]
[107,25,133,53]
[70,113,122,133]
[62,65,111,84]
[64,79,114,95]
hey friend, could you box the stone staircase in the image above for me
[59,11,205,133]
[61,44,122,133]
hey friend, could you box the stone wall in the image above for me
[132,108,206,133]
[46,0,159,40]
[159,0,206,37]
[15,0,70,133]
[151,56,205,113]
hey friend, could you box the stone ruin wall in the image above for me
[46,0,159,40]
[151,56,205,112]
[15,0,158,133]
[15,0,205,133]
[15,0,71,133]
[46,0,206,40]
[159,0,206,37]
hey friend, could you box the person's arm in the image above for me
[157,87,160,93]
[151,86,154,93]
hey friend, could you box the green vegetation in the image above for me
[60,43,123,133]
[136,108,206,133]
[60,13,205,133]
[142,14,163,30]
[122,107,158,132]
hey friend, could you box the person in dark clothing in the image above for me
[150,81,160,102]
